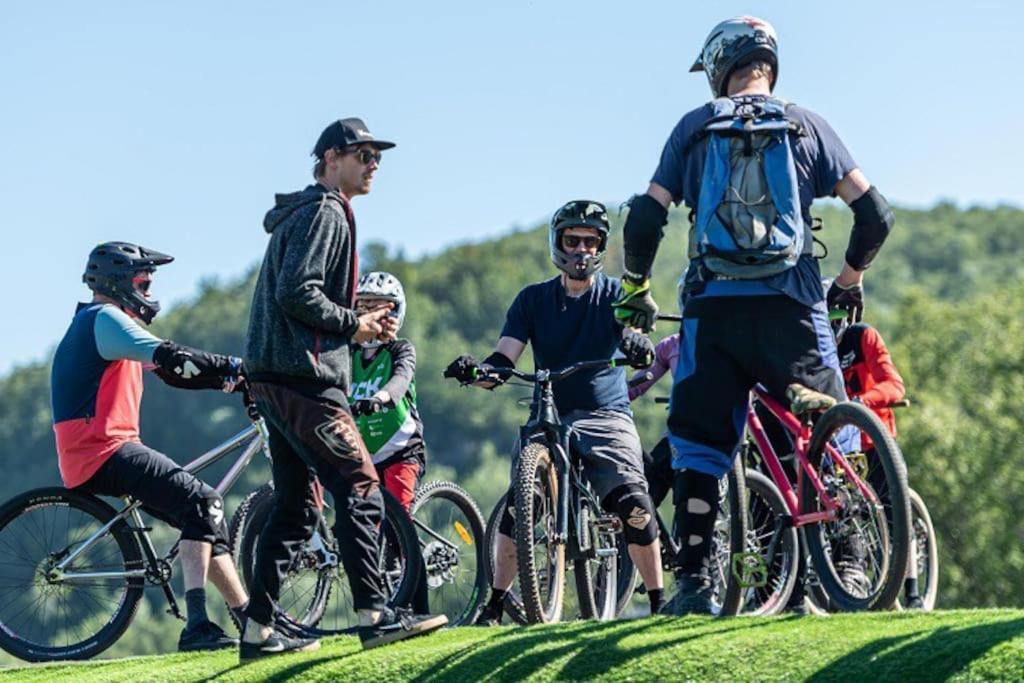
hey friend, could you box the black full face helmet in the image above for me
[82,242,173,324]
[549,200,610,281]
[690,16,779,98]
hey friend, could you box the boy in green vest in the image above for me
[349,272,425,511]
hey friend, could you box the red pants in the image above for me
[378,458,422,512]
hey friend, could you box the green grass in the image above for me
[3,610,1024,682]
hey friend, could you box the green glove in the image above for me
[612,277,659,333]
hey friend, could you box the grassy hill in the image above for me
[3,610,1024,682]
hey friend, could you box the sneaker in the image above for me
[239,629,321,661]
[659,573,719,617]
[838,563,872,597]
[178,620,239,652]
[358,607,448,650]
[473,601,503,627]
[903,593,926,610]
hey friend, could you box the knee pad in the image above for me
[608,485,658,546]
[183,489,227,548]
[497,491,516,537]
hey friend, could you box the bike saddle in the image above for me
[785,384,836,417]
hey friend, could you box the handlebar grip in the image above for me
[656,313,683,323]
[628,371,654,389]
[654,397,669,404]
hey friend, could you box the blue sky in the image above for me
[1,1,1022,373]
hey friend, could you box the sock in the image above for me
[230,601,249,630]
[904,577,920,599]
[487,588,508,610]
[184,588,209,629]
[648,588,664,614]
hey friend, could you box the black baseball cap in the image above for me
[312,117,396,159]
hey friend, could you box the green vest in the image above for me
[349,345,418,463]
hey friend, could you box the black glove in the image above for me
[443,354,481,384]
[352,397,386,417]
[619,329,655,369]
[827,281,865,323]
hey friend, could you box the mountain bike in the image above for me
[460,359,633,624]
[735,384,911,612]
[232,477,486,630]
[0,403,421,662]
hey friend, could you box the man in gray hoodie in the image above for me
[241,118,446,659]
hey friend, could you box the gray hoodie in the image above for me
[245,184,360,392]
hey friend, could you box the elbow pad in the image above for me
[622,194,668,281]
[845,187,895,271]
[152,341,241,390]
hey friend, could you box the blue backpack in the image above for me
[689,96,811,279]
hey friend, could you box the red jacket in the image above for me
[836,323,905,449]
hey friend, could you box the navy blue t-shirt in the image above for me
[652,96,858,309]
[500,273,630,416]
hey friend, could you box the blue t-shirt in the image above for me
[652,97,858,309]
[500,273,630,416]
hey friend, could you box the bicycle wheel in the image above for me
[904,488,939,611]
[738,470,799,615]
[0,487,144,662]
[573,496,618,621]
[611,532,638,617]
[232,484,333,627]
[483,493,528,624]
[513,442,565,624]
[708,457,747,616]
[802,402,911,612]
[410,480,487,626]
[235,483,420,631]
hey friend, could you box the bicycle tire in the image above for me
[573,500,618,621]
[235,483,421,630]
[714,458,747,616]
[233,483,333,626]
[411,480,487,626]
[0,487,144,662]
[802,402,911,612]
[483,492,528,624]
[513,442,565,624]
[739,470,799,615]
[906,488,939,611]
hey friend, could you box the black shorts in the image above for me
[667,295,846,478]
[77,441,230,555]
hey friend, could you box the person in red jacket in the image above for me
[836,321,904,448]
[835,319,924,609]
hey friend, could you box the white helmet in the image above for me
[356,271,406,348]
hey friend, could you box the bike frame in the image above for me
[745,384,880,527]
[52,419,271,589]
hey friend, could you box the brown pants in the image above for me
[246,381,386,622]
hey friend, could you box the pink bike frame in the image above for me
[746,384,879,527]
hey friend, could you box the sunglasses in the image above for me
[562,235,602,249]
[132,274,153,295]
[344,148,382,165]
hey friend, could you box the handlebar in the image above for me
[471,358,624,385]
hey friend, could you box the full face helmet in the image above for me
[355,271,406,348]
[690,16,779,98]
[549,200,610,281]
[82,242,174,324]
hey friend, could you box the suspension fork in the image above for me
[551,428,572,545]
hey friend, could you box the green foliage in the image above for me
[0,202,1022,661]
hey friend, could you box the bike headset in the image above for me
[83,242,174,324]
[355,271,406,349]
